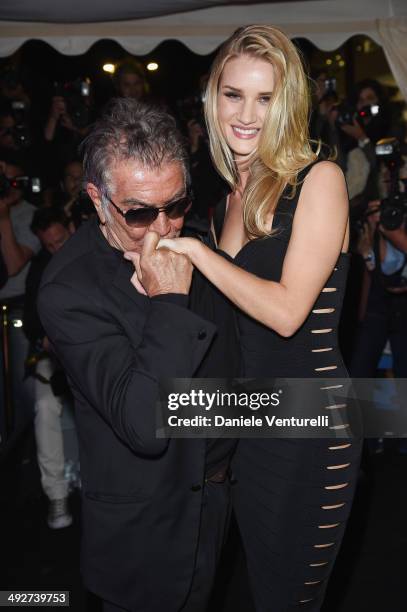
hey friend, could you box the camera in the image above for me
[335,102,381,128]
[0,173,41,199]
[10,100,31,149]
[351,138,406,234]
[54,78,92,129]
[324,77,336,94]
[375,138,407,231]
[0,100,31,150]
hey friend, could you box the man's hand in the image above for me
[355,201,380,258]
[60,112,77,132]
[0,198,11,221]
[366,200,381,231]
[387,285,407,294]
[340,119,366,142]
[49,96,67,121]
[123,250,147,295]
[125,231,193,297]
[356,223,375,261]
[42,336,52,353]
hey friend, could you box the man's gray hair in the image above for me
[81,98,190,216]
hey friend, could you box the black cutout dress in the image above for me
[211,163,363,611]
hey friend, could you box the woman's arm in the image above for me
[160,161,349,337]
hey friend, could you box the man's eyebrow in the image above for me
[222,85,273,96]
[120,187,186,207]
[120,197,149,207]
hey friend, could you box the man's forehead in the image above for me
[110,159,183,186]
[41,223,67,236]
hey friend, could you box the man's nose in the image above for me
[149,210,172,236]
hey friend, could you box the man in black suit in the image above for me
[38,99,232,612]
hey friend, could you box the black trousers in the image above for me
[102,478,231,612]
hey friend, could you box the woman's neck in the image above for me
[235,153,253,192]
[236,165,250,193]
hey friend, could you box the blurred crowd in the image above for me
[0,55,406,529]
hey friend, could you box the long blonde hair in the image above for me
[204,25,318,238]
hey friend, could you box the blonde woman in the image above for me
[156,26,362,610]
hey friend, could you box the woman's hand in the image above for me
[158,237,202,263]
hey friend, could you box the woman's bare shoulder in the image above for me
[305,159,345,184]
[299,160,348,214]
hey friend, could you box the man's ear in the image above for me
[86,183,106,225]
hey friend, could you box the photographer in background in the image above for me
[343,80,391,202]
[0,152,41,436]
[46,158,96,230]
[0,66,38,146]
[309,70,342,162]
[349,142,407,379]
[0,101,20,152]
[0,153,40,300]
[48,158,84,218]
[0,99,32,153]
[24,207,74,529]
[43,80,94,185]
[0,66,31,111]
[61,160,83,211]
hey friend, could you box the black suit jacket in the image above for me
[38,218,216,611]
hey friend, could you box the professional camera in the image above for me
[350,138,406,235]
[0,172,41,199]
[335,102,381,128]
[375,138,407,231]
[323,77,337,94]
[54,78,92,129]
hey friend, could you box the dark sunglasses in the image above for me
[108,195,192,228]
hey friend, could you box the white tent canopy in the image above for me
[0,0,406,99]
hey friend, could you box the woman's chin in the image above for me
[227,139,258,160]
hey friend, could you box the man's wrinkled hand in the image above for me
[125,231,193,297]
[123,250,147,295]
